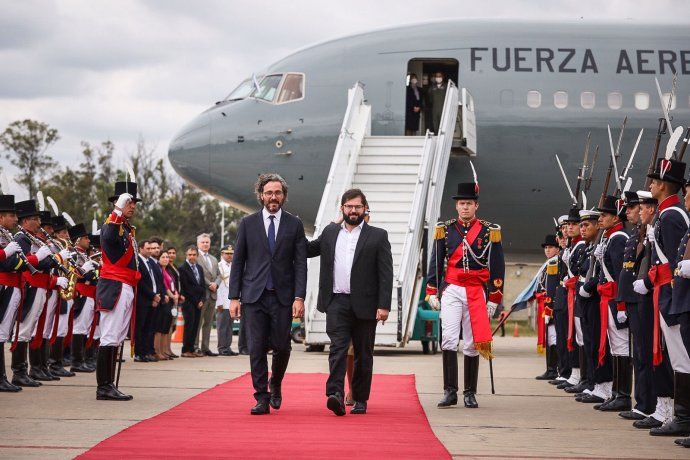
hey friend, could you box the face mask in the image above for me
[410,78,418,85]
[435,77,443,84]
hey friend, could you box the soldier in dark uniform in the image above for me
[592,195,630,412]
[551,216,572,386]
[70,224,98,373]
[426,174,505,409]
[94,181,142,401]
[535,234,560,381]
[633,159,690,435]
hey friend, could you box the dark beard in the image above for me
[343,212,364,226]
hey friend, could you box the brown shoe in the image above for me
[181,352,197,358]
[156,354,169,361]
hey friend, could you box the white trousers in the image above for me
[73,298,95,336]
[547,324,557,346]
[0,287,21,343]
[660,315,690,373]
[57,300,73,337]
[40,291,59,340]
[607,309,629,357]
[18,288,47,342]
[575,317,584,347]
[99,284,134,347]
[441,284,484,357]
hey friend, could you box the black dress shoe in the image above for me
[133,355,149,362]
[250,401,270,415]
[633,416,662,429]
[535,370,558,380]
[351,401,367,414]
[270,387,282,410]
[565,381,591,394]
[71,362,95,373]
[12,373,41,387]
[327,393,346,416]
[463,391,478,408]
[599,396,631,412]
[239,349,249,355]
[203,350,218,357]
[650,418,690,437]
[0,378,22,392]
[548,379,563,385]
[619,410,647,420]
[594,397,615,410]
[578,393,605,404]
[674,437,690,447]
[50,365,75,377]
[97,383,133,401]
[29,368,53,382]
[557,381,574,389]
[226,349,239,356]
[437,389,458,408]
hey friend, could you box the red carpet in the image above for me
[78,373,450,459]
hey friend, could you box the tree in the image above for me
[0,119,59,197]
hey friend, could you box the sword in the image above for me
[115,342,124,388]
[555,155,577,205]
[621,129,644,182]
[607,125,623,194]
[489,356,495,395]
[654,76,674,136]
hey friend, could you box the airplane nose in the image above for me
[168,112,211,188]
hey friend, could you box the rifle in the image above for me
[574,132,592,205]
[678,126,690,162]
[584,145,599,195]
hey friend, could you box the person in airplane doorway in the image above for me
[426,164,505,409]
[229,173,307,415]
[306,189,393,416]
[427,71,447,135]
[405,73,423,136]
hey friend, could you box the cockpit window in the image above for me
[276,74,304,104]
[224,78,257,101]
[253,74,283,102]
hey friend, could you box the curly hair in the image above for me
[254,173,288,205]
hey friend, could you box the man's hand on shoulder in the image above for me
[292,298,304,318]
[376,308,389,323]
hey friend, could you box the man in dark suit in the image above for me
[229,173,307,415]
[307,189,393,416]
[145,238,166,361]
[178,246,206,358]
[135,240,160,362]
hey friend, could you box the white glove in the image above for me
[427,295,440,311]
[58,249,71,261]
[56,277,69,289]
[81,260,96,273]
[3,241,21,257]
[678,260,690,279]
[617,311,627,322]
[646,226,656,243]
[633,279,649,295]
[115,193,133,209]
[171,307,178,317]
[561,248,571,265]
[486,301,498,317]
[578,286,591,298]
[544,315,550,325]
[594,242,605,260]
[36,245,52,262]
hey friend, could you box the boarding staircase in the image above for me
[304,81,459,347]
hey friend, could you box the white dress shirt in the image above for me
[198,249,212,269]
[262,207,282,237]
[333,221,364,294]
[216,259,231,309]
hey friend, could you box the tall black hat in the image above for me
[624,191,640,206]
[451,183,479,200]
[0,194,15,213]
[15,200,40,219]
[39,211,53,227]
[597,194,627,220]
[52,215,67,232]
[68,223,88,241]
[647,158,687,185]
[541,234,558,248]
[108,181,141,203]
[564,205,581,223]
[89,233,101,249]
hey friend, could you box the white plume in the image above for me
[665,126,683,160]
[62,212,76,227]
[581,191,587,210]
[623,177,633,193]
[553,217,558,227]
[124,159,136,183]
[36,191,45,211]
[92,219,98,234]
[47,196,59,216]
[469,160,478,185]
[0,173,9,194]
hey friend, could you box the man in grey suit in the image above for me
[196,233,221,357]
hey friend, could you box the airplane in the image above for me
[168,19,690,256]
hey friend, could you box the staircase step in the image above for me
[353,173,418,184]
[358,155,423,165]
[359,146,424,156]
[362,136,427,147]
[356,164,420,175]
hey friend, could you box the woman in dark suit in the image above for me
[405,73,423,136]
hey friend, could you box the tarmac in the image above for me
[1,336,687,459]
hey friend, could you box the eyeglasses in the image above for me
[262,191,284,197]
[342,205,365,211]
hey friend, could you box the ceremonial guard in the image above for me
[11,200,68,387]
[551,216,572,386]
[535,234,560,381]
[592,195,631,411]
[427,167,505,409]
[95,181,142,401]
[633,159,689,435]
[70,224,98,373]
[0,194,25,392]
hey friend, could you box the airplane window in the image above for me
[634,92,650,110]
[526,90,541,108]
[276,74,305,104]
[554,91,568,109]
[607,92,623,110]
[662,92,677,111]
[580,92,595,109]
[224,78,257,101]
[253,74,283,102]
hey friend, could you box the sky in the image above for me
[0,0,686,198]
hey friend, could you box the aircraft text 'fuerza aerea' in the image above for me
[470,48,690,74]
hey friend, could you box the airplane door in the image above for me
[452,88,477,156]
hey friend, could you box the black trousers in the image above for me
[244,291,292,402]
[582,297,612,384]
[182,303,201,354]
[325,294,378,402]
[135,303,152,356]
[238,316,248,353]
[553,308,571,378]
[627,300,656,414]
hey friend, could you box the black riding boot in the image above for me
[70,334,94,372]
[601,355,632,412]
[49,337,75,377]
[463,355,479,408]
[29,342,51,381]
[437,350,458,408]
[11,341,41,387]
[40,339,59,380]
[96,345,132,401]
[85,339,98,369]
[538,345,558,381]
[0,343,22,392]
[650,371,690,436]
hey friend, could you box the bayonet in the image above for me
[607,125,623,194]
[555,154,577,205]
[574,132,591,205]
[679,126,690,162]
[621,128,643,181]
[585,145,599,194]
[655,76,674,134]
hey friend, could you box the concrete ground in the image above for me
[0,336,687,459]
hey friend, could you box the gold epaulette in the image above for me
[434,221,448,240]
[480,221,502,243]
[546,262,558,276]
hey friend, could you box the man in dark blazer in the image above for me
[178,246,206,358]
[229,173,307,415]
[135,240,160,362]
[307,189,393,416]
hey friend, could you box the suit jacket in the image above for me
[197,250,220,301]
[178,261,206,308]
[136,255,158,308]
[229,210,307,307]
[307,221,393,320]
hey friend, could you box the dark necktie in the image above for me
[266,215,276,289]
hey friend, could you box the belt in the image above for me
[623,261,635,270]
